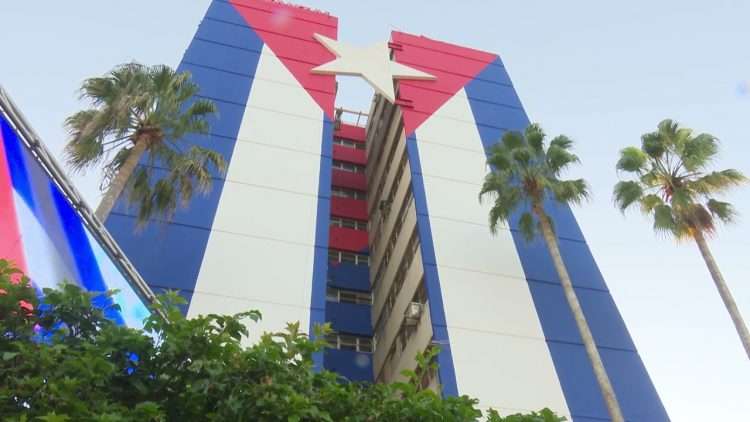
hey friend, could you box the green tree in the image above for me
[479,124,624,422]
[0,260,565,421]
[64,62,226,224]
[613,119,749,359]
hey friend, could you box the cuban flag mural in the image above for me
[390,31,669,420]
[0,98,150,328]
[106,0,338,343]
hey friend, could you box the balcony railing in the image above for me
[335,107,369,128]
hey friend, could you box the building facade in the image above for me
[106,0,669,420]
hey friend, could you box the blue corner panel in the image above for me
[510,235,608,291]
[183,39,263,76]
[106,215,208,295]
[196,17,264,51]
[323,348,373,382]
[548,342,669,421]
[510,200,586,242]
[180,64,253,105]
[325,301,372,336]
[206,0,253,26]
[528,282,636,351]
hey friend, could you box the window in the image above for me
[327,287,372,305]
[330,217,368,231]
[333,137,366,150]
[325,332,374,353]
[328,249,370,266]
[372,223,417,290]
[332,187,366,200]
[332,160,366,174]
[372,232,422,343]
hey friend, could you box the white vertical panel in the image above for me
[415,90,570,417]
[13,192,77,290]
[188,45,324,344]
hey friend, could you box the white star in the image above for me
[311,34,436,103]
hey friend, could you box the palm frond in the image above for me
[550,179,589,205]
[615,119,744,241]
[546,143,580,175]
[549,135,573,150]
[480,122,586,242]
[517,211,536,241]
[653,204,677,236]
[612,181,643,213]
[688,169,747,195]
[616,146,648,173]
[64,62,221,227]
[486,146,513,173]
[525,124,546,156]
[670,187,694,210]
[501,131,524,151]
[512,148,532,166]
[681,133,718,171]
[639,194,664,214]
[706,199,737,224]
[484,185,522,234]
[641,131,666,159]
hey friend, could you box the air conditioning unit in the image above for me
[404,302,424,321]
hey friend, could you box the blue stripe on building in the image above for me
[405,133,459,398]
[311,117,334,372]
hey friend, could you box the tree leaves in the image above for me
[63,62,225,226]
[613,181,643,212]
[706,199,736,224]
[615,147,648,174]
[0,262,564,422]
[681,133,718,171]
[653,204,677,236]
[480,123,588,242]
[614,119,747,240]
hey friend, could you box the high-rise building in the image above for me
[106,0,669,419]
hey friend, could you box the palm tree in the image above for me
[480,124,625,422]
[614,119,749,359]
[64,62,226,224]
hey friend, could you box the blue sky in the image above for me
[1,1,748,420]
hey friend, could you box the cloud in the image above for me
[737,81,749,97]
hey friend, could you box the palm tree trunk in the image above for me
[694,230,750,359]
[94,140,148,222]
[534,205,625,422]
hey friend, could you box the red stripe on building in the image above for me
[335,124,366,142]
[329,226,368,253]
[332,145,366,166]
[0,131,27,272]
[331,197,367,221]
[331,170,367,191]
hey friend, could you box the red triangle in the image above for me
[391,31,498,136]
[231,0,338,118]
